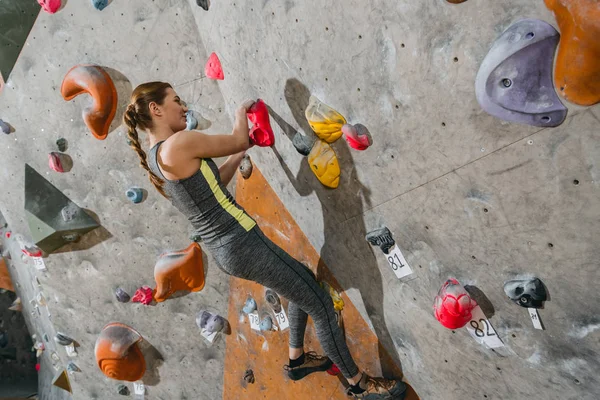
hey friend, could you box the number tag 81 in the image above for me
[385,245,413,279]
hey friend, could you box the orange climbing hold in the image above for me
[305,96,347,143]
[94,322,146,382]
[0,257,14,292]
[545,0,600,106]
[307,139,340,189]
[60,64,118,140]
[153,242,205,302]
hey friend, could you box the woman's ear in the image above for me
[149,101,162,117]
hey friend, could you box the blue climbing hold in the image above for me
[259,315,273,331]
[91,0,109,10]
[0,119,10,134]
[242,297,257,314]
[186,111,198,130]
[126,188,144,204]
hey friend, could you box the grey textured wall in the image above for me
[0,0,598,399]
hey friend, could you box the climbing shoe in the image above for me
[284,351,333,381]
[346,373,408,399]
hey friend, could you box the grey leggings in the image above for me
[209,226,359,379]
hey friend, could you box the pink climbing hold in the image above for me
[247,99,275,147]
[48,152,65,173]
[131,286,153,305]
[205,52,224,80]
[38,0,61,14]
[433,278,477,329]
[342,124,373,151]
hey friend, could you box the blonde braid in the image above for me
[124,104,169,198]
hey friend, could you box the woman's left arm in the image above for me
[219,151,247,186]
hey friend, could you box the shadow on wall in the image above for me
[103,67,133,134]
[140,341,163,386]
[268,78,403,378]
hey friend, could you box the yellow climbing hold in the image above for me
[52,369,72,393]
[320,281,344,312]
[308,139,340,188]
[305,96,347,143]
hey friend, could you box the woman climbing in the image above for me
[123,82,407,400]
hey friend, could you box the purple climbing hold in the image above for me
[196,310,227,333]
[475,19,567,127]
[0,119,10,134]
[115,288,130,303]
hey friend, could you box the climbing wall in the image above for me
[0,0,598,399]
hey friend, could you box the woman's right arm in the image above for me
[171,100,254,159]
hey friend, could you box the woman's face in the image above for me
[158,88,188,132]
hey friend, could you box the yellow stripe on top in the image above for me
[200,159,256,232]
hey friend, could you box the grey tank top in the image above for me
[148,141,256,248]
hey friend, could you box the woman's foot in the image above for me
[284,351,333,381]
[346,373,408,399]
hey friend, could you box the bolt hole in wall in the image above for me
[548,243,554,248]
[453,57,458,62]
[573,179,580,185]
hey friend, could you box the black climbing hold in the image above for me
[54,333,74,346]
[24,164,100,253]
[292,132,314,156]
[117,384,130,395]
[244,369,255,384]
[0,331,8,348]
[265,289,282,314]
[56,138,68,152]
[503,278,547,308]
[366,227,396,254]
[475,19,567,127]
[196,0,210,11]
[115,288,130,303]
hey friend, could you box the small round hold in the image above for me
[126,188,144,204]
[115,287,131,303]
[242,297,257,314]
[56,138,68,152]
[62,233,80,242]
[117,384,130,396]
[186,111,198,130]
[501,78,512,88]
[54,332,74,346]
[239,154,253,180]
[48,152,66,173]
[189,232,202,242]
[196,0,210,11]
[91,0,109,10]
[259,315,273,331]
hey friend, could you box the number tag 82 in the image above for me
[466,306,504,348]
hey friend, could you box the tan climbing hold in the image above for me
[52,370,72,393]
[61,64,118,140]
[153,242,205,302]
[95,322,146,382]
[307,139,340,189]
[545,0,600,106]
[305,96,347,143]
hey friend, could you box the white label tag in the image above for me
[134,382,145,398]
[65,344,77,357]
[32,257,46,271]
[201,328,218,343]
[528,308,544,330]
[249,312,260,331]
[466,306,504,348]
[274,308,290,331]
[385,245,413,279]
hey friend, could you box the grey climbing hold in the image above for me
[265,289,282,314]
[242,297,257,314]
[0,119,10,134]
[115,288,130,303]
[189,232,203,242]
[54,333,74,346]
[366,227,396,254]
[66,361,81,373]
[56,138,68,152]
[117,384,130,395]
[475,19,567,127]
[91,0,109,10]
[126,188,144,204]
[61,203,79,222]
[186,111,198,130]
[196,310,227,333]
[239,154,253,180]
[504,277,547,309]
[292,132,314,156]
[196,0,210,11]
[259,315,273,331]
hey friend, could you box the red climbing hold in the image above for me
[326,364,340,375]
[342,124,372,151]
[247,99,275,147]
[38,0,61,14]
[205,52,224,80]
[433,278,477,329]
[131,286,153,305]
[48,152,65,173]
